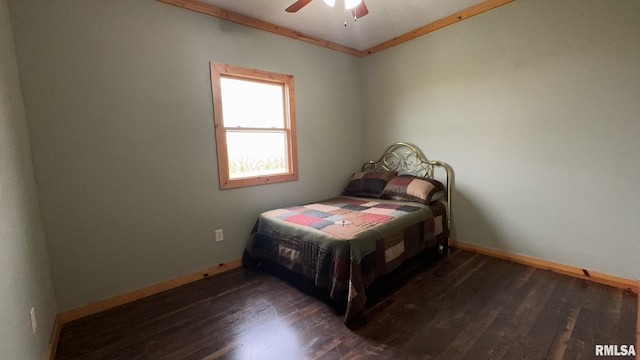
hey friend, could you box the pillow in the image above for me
[381,176,445,204]
[341,171,397,198]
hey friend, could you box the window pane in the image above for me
[226,131,288,179]
[220,77,285,128]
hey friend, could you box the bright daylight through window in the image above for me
[210,62,298,189]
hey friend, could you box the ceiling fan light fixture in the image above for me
[344,0,362,10]
[322,0,336,7]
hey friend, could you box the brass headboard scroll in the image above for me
[362,142,453,230]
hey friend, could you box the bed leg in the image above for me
[439,238,450,253]
[242,250,262,269]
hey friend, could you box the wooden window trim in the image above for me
[210,62,298,189]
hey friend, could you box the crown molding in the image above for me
[157,0,514,58]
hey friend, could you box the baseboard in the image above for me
[450,239,639,293]
[45,315,62,360]
[57,258,242,324]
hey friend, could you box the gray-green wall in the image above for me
[0,0,57,358]
[361,0,640,279]
[8,0,365,311]
[7,0,639,328]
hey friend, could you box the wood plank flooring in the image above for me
[54,249,637,359]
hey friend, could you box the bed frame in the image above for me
[244,142,453,321]
[362,142,453,231]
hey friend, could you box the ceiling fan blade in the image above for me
[351,0,369,18]
[286,0,313,13]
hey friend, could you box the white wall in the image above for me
[0,0,57,358]
[361,0,640,279]
[8,0,365,311]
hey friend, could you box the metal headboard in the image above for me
[362,142,453,229]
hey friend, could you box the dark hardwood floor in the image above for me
[55,249,637,360]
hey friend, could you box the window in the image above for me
[210,62,298,189]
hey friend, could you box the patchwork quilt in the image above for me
[244,196,448,322]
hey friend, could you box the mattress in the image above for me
[244,196,449,321]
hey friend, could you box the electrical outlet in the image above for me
[29,307,37,335]
[215,229,224,242]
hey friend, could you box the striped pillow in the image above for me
[341,171,397,198]
[381,176,445,204]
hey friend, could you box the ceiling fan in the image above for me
[286,0,369,19]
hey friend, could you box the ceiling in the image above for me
[199,0,498,52]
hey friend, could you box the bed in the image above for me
[243,142,453,322]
